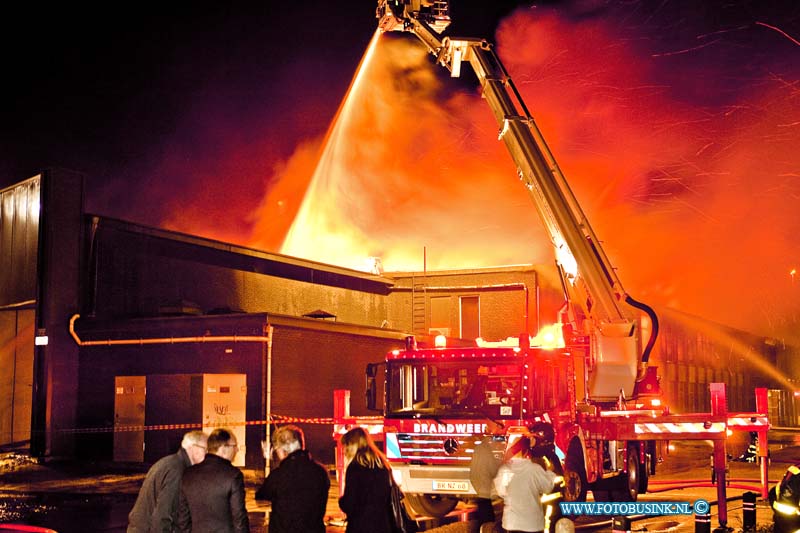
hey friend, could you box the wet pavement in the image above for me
[1,430,799,532]
[0,452,484,532]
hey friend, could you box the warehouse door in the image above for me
[0,309,34,447]
[115,374,247,466]
[114,375,145,462]
[202,374,247,467]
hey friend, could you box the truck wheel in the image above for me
[640,442,654,494]
[638,452,650,494]
[563,441,588,502]
[611,445,642,502]
[404,493,458,518]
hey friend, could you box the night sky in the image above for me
[0,1,520,231]
[2,1,799,343]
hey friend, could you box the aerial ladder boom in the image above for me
[377,1,659,401]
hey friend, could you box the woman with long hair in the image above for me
[338,427,394,533]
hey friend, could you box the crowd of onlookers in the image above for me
[126,425,561,533]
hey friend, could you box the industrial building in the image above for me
[0,170,547,467]
[0,170,792,468]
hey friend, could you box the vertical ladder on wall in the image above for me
[411,273,427,336]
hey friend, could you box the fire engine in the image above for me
[341,0,771,520]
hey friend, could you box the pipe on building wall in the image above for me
[264,323,273,478]
[0,299,36,310]
[68,313,272,346]
[433,283,531,335]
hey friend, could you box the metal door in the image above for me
[114,375,145,462]
[202,374,247,467]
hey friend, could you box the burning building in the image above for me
[0,170,552,465]
[0,169,793,469]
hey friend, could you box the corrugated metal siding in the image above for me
[0,177,40,307]
[0,176,39,448]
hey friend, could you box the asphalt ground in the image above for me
[2,432,799,532]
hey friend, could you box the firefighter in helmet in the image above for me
[769,463,800,533]
[528,422,568,533]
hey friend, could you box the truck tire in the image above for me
[640,441,655,494]
[639,451,650,494]
[563,440,588,502]
[610,444,642,502]
[404,493,458,518]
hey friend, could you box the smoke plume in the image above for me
[245,4,799,344]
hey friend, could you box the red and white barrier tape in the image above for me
[57,414,339,434]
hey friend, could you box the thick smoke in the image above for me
[270,34,551,272]
[248,4,799,344]
[490,7,800,344]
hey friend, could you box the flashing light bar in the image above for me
[387,348,527,360]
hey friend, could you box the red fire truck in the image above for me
[345,1,771,521]
[365,337,663,517]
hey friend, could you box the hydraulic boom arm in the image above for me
[376,1,659,400]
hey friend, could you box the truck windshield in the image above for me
[387,360,523,418]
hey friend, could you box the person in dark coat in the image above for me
[338,426,394,533]
[176,428,250,533]
[255,424,330,533]
[128,430,208,533]
[469,434,502,528]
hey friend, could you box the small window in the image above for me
[430,296,450,332]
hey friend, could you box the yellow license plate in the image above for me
[432,480,470,492]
